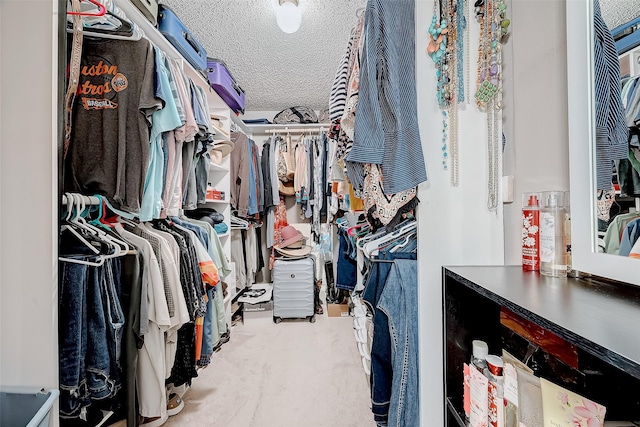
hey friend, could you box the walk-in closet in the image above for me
[2,0,640,427]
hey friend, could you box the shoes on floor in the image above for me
[167,383,189,399]
[139,415,167,427]
[219,329,230,344]
[167,393,185,417]
[212,329,231,353]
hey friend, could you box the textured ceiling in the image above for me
[160,0,366,113]
[601,0,640,29]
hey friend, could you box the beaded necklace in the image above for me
[474,0,509,211]
[428,0,468,185]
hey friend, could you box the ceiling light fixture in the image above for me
[276,0,302,34]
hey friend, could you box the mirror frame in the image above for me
[567,0,640,286]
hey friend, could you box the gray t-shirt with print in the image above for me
[65,38,161,214]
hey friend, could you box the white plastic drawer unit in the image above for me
[272,258,315,323]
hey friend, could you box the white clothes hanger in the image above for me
[389,230,416,253]
[67,0,143,41]
[60,194,105,265]
[363,221,417,259]
[70,194,128,259]
[61,193,101,255]
[89,196,132,254]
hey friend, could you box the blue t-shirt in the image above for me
[139,47,182,221]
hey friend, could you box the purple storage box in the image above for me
[206,58,245,114]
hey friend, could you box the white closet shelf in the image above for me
[244,123,331,134]
[209,162,229,173]
[113,0,226,111]
[204,199,230,205]
[230,113,251,135]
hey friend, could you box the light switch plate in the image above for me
[502,176,514,204]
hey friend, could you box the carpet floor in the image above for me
[164,309,376,427]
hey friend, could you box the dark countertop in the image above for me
[444,266,640,379]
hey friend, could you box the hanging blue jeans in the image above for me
[59,255,125,418]
[198,287,218,367]
[86,265,117,401]
[336,227,357,291]
[362,246,416,425]
[377,259,419,427]
[59,261,90,418]
[102,259,125,392]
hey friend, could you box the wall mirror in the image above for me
[568,0,640,286]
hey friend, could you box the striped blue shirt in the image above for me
[594,0,628,190]
[347,0,427,194]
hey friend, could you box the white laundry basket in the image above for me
[0,388,59,427]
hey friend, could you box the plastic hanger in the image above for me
[59,194,105,266]
[356,228,386,249]
[60,193,101,255]
[67,0,142,41]
[389,231,416,253]
[67,0,107,17]
[363,221,417,259]
[72,194,129,258]
[87,196,113,230]
[347,224,367,236]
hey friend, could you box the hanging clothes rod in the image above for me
[265,127,327,134]
[62,194,102,206]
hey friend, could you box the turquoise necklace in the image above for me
[429,0,467,185]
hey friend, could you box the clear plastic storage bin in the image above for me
[0,388,59,427]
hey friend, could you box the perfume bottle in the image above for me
[522,193,540,271]
[540,191,567,278]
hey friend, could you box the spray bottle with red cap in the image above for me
[522,193,540,271]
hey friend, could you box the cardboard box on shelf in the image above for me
[327,303,350,318]
[205,188,225,201]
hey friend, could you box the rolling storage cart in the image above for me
[272,257,316,323]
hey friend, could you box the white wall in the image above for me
[415,0,506,424]
[502,0,570,265]
[0,0,59,403]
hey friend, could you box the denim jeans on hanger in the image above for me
[336,227,357,291]
[86,265,118,401]
[102,259,125,390]
[198,287,219,367]
[59,261,90,418]
[195,149,210,204]
[377,259,419,427]
[362,241,417,426]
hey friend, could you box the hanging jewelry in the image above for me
[450,96,459,185]
[429,0,467,185]
[428,0,452,171]
[474,0,509,211]
[465,0,471,103]
[456,0,467,104]
[427,0,448,69]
